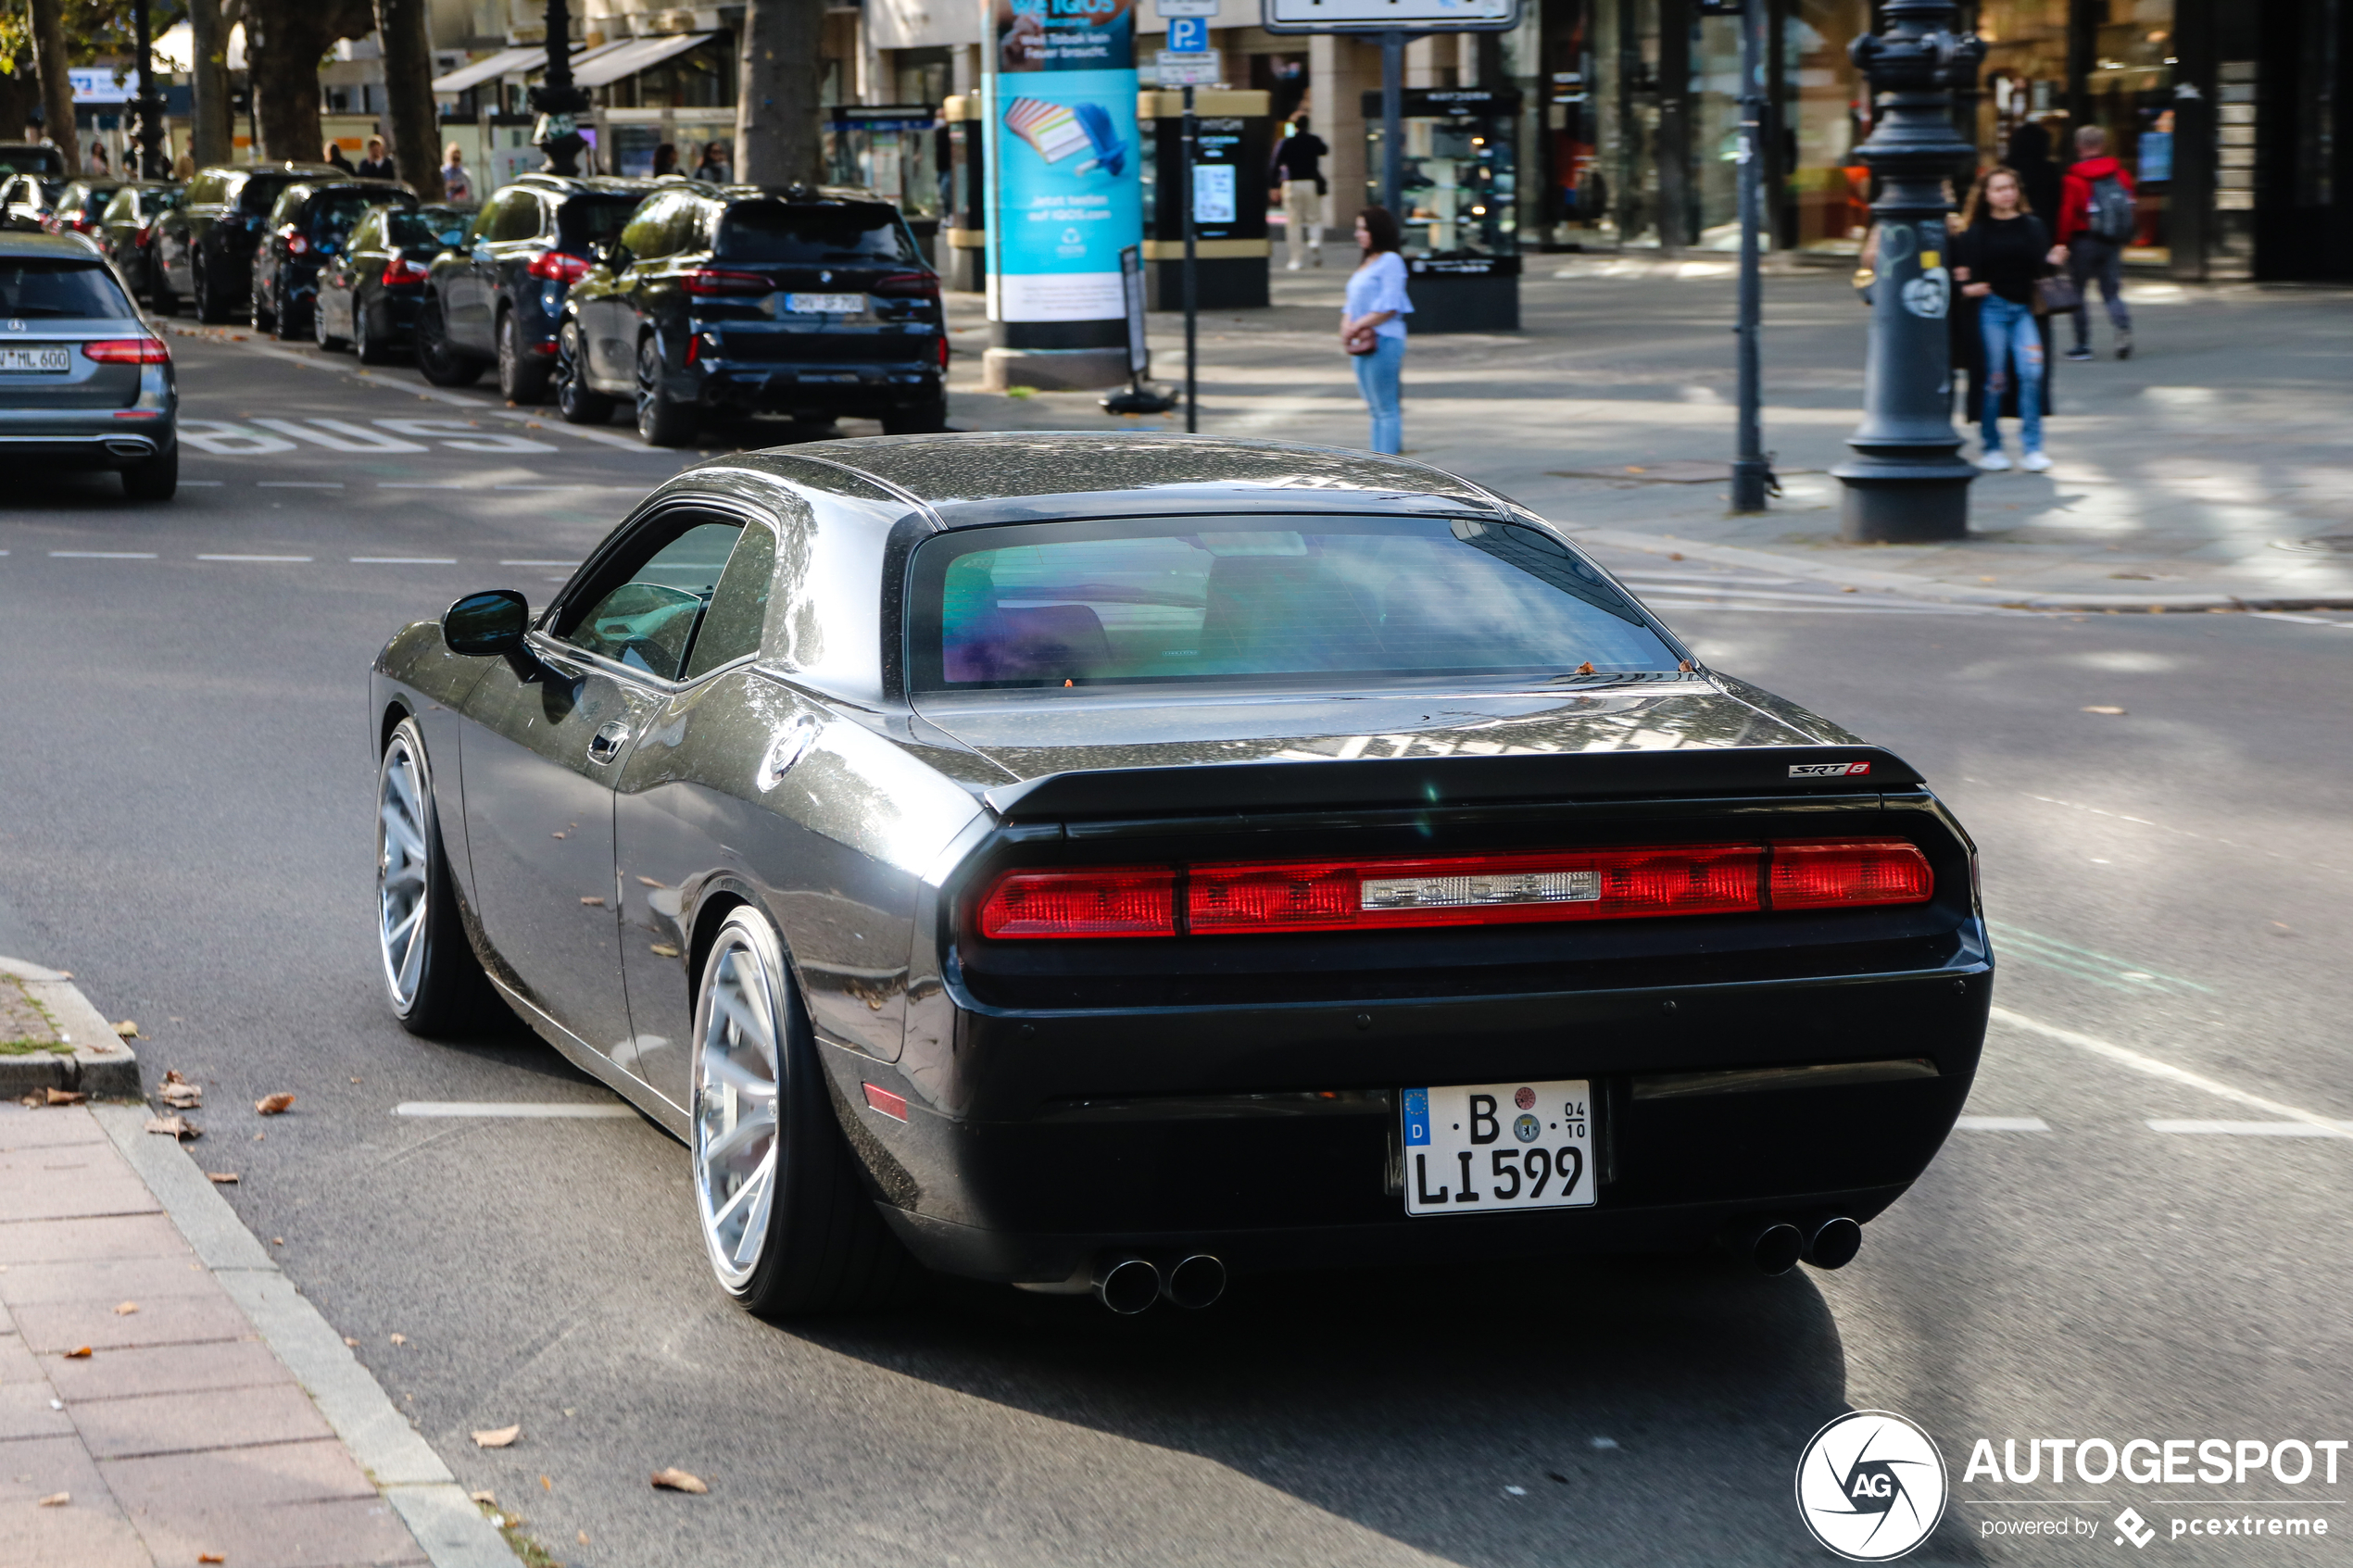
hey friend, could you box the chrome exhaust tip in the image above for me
[1159,1253,1226,1311]
[1803,1215,1863,1271]
[1091,1253,1160,1315]
[105,438,155,458]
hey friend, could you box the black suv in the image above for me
[149,162,344,322]
[414,172,663,402]
[249,178,413,338]
[553,183,946,446]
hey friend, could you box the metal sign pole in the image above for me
[1730,0,1772,511]
[1380,30,1404,218]
[1183,82,1200,434]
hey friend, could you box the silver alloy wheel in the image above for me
[375,734,432,1013]
[693,914,785,1290]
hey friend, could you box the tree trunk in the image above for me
[188,0,234,168]
[735,0,825,186]
[0,69,41,145]
[28,0,80,172]
[245,0,374,165]
[374,0,443,198]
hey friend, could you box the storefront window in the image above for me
[1783,0,1871,253]
[1692,12,1744,245]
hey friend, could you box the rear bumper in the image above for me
[691,362,941,416]
[0,423,174,467]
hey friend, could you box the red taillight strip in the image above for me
[975,839,1931,940]
[82,337,170,365]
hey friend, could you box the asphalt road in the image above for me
[1,329,2348,1567]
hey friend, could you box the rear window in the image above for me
[716,201,918,265]
[909,516,1677,692]
[1,148,67,177]
[241,176,299,213]
[391,207,467,247]
[0,259,134,319]
[312,190,404,237]
[556,194,643,250]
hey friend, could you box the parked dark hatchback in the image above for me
[39,180,122,239]
[0,144,68,181]
[94,182,183,302]
[553,183,946,447]
[249,178,414,338]
[315,203,472,361]
[415,172,663,402]
[149,162,343,321]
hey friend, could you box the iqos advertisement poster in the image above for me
[983,0,1141,324]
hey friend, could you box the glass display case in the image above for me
[825,104,947,266]
[1362,86,1521,331]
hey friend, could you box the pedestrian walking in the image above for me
[1341,205,1412,456]
[1951,165,2063,472]
[653,143,680,179]
[356,137,397,182]
[87,143,110,176]
[323,141,355,174]
[440,143,473,203]
[2001,119,2060,229]
[693,140,733,183]
[2056,124,2134,360]
[1273,117,1329,270]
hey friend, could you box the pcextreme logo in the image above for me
[1795,1411,1950,1561]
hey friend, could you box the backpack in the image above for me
[2087,174,2135,242]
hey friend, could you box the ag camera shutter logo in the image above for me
[1795,1411,1949,1561]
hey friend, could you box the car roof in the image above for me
[512,173,670,195]
[0,230,110,261]
[691,183,895,207]
[290,179,411,197]
[706,433,1512,529]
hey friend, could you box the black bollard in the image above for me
[1831,0,1984,544]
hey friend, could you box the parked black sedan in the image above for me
[552,182,946,447]
[368,434,1988,1320]
[313,202,471,362]
[249,177,414,338]
[414,172,662,401]
[148,161,342,321]
[93,182,184,303]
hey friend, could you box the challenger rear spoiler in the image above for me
[981,746,1924,822]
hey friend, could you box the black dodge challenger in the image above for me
[370,435,1989,1317]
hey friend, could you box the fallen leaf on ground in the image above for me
[113,1020,140,1038]
[45,1088,87,1106]
[2081,705,2127,715]
[1841,585,1859,593]
[579,896,605,906]
[472,1424,522,1449]
[1667,551,1683,561]
[1575,661,1595,675]
[539,1474,552,1492]
[651,1467,709,1494]
[470,1489,497,1506]
[114,1301,137,1315]
[36,1491,68,1507]
[145,1115,199,1140]
[64,1346,92,1359]
[199,1554,225,1564]
[579,1531,591,1546]
[388,1332,406,1345]
[207,1173,238,1184]
[160,1081,202,1109]
[255,1093,295,1115]
[271,1237,283,1246]
[650,943,680,958]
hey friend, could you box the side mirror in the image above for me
[442,589,529,656]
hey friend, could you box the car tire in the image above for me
[375,718,503,1037]
[497,309,551,404]
[314,296,347,353]
[554,321,615,424]
[355,301,393,364]
[635,335,697,447]
[194,256,231,324]
[120,445,177,502]
[414,299,484,387]
[250,276,274,334]
[691,905,924,1318]
[880,399,950,436]
[148,270,178,318]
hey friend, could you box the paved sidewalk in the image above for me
[940,267,2353,609]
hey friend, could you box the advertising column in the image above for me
[981,0,1143,391]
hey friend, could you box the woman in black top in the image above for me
[1952,166,2065,471]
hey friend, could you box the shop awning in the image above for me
[571,32,714,90]
[433,45,564,94]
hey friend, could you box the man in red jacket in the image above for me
[2056,124,2136,360]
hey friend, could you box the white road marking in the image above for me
[2146,1120,2353,1136]
[258,481,345,488]
[378,483,466,489]
[1954,1116,2051,1132]
[50,551,157,558]
[181,480,224,486]
[394,1101,636,1119]
[499,559,578,566]
[1991,1006,2353,1140]
[249,417,427,453]
[197,554,313,562]
[375,418,560,454]
[350,557,459,565]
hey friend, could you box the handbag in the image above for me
[1345,325,1378,356]
[2033,274,2082,316]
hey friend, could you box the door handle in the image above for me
[586,721,632,765]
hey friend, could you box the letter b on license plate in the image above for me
[1402,1079,1596,1216]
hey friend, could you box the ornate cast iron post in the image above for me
[1831,0,1984,543]
[530,0,589,175]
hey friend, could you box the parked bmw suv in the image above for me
[249,177,413,338]
[148,162,343,321]
[553,182,946,446]
[0,231,177,498]
[413,172,663,401]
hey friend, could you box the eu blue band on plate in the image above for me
[1403,1087,1430,1146]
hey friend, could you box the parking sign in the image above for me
[1166,16,1209,51]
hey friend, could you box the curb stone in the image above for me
[0,956,142,1097]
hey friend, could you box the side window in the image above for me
[103,189,135,221]
[556,518,744,681]
[485,189,536,243]
[267,188,303,227]
[350,210,382,251]
[190,172,223,206]
[617,194,671,260]
[667,197,708,257]
[682,523,776,680]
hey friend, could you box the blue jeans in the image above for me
[1977,295,2044,455]
[1353,334,1404,455]
[2067,235,2131,347]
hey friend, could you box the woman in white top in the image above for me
[1340,206,1412,455]
[440,144,473,204]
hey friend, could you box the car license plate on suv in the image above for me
[1402,1079,1596,1216]
[785,293,865,314]
[0,347,69,373]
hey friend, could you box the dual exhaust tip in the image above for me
[1091,1252,1226,1314]
[1733,1214,1862,1275]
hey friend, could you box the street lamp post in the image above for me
[128,0,168,178]
[529,0,588,176]
[1831,0,1984,543]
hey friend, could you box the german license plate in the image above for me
[785,293,864,314]
[1402,1079,1596,1215]
[0,347,69,372]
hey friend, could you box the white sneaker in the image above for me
[1286,259,1303,272]
[1979,450,2013,471]
[2020,450,2052,472]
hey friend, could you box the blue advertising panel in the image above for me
[984,0,1142,324]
